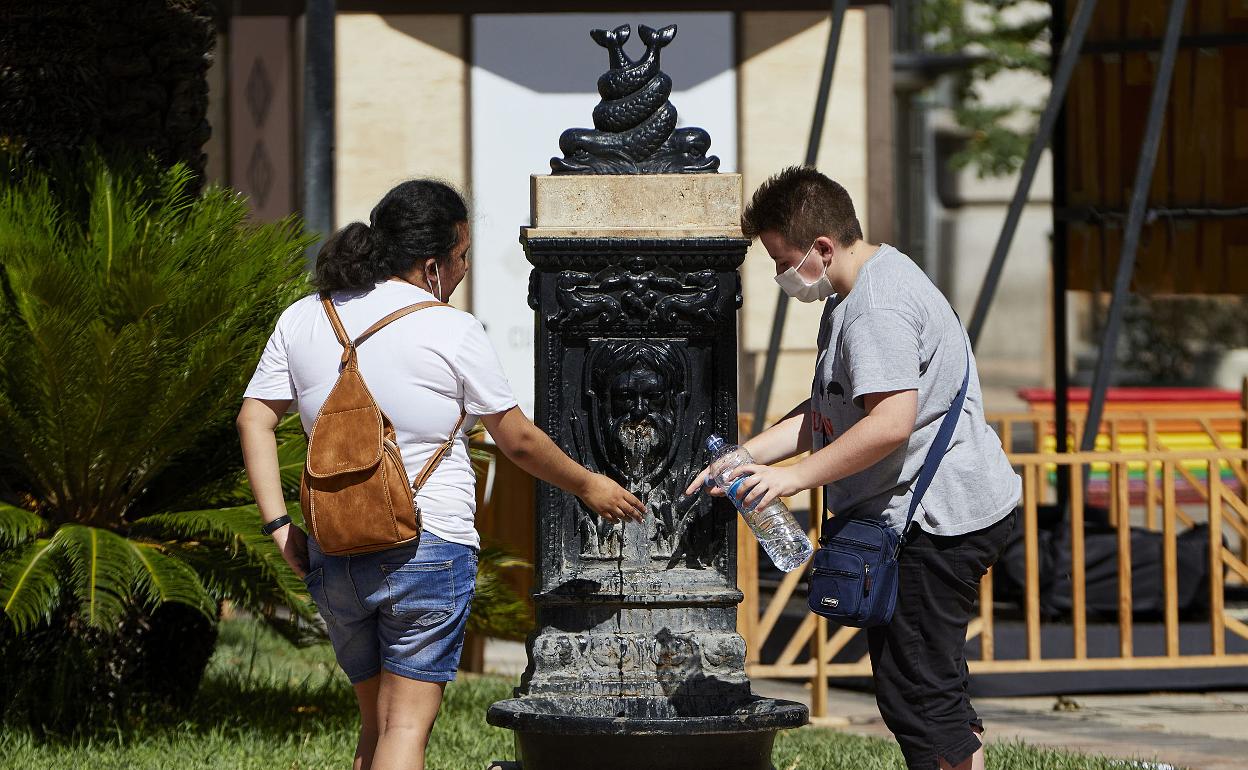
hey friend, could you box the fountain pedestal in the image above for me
[486,173,807,769]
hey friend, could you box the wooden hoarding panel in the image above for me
[1065,0,1246,294]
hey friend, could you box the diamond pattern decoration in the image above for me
[245,58,273,128]
[247,141,274,208]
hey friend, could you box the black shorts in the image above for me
[866,510,1017,770]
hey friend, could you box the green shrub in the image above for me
[0,159,316,732]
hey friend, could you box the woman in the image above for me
[237,179,644,770]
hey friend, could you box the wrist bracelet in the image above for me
[260,514,293,536]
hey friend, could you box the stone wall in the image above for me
[336,13,471,310]
[737,10,870,423]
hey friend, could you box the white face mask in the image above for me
[774,241,834,302]
[432,262,444,303]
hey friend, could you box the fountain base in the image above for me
[487,695,808,770]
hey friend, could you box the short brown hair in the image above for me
[741,166,863,248]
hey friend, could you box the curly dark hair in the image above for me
[741,165,862,248]
[312,179,467,292]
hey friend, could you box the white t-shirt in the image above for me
[244,280,518,549]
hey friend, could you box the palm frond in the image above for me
[164,541,319,646]
[134,504,310,588]
[0,502,46,547]
[0,159,313,528]
[132,504,319,643]
[0,537,61,633]
[135,504,269,551]
[129,541,216,620]
[54,524,138,629]
[478,545,528,571]
[221,414,306,504]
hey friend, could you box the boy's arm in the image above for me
[727,389,916,511]
[743,398,813,464]
[683,398,812,497]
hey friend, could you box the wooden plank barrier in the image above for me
[739,446,1248,718]
[986,407,1248,580]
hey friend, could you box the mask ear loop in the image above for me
[432,261,443,303]
[795,241,817,274]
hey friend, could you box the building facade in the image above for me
[205,2,1049,418]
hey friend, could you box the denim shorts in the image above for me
[304,531,478,684]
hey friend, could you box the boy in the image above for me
[687,166,1020,770]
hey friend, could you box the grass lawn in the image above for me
[0,618,1172,769]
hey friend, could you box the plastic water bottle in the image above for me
[704,434,813,572]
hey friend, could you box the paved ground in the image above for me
[484,639,1248,770]
[750,678,1248,770]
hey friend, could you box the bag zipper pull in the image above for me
[864,564,872,595]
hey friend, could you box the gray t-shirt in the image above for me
[811,244,1021,536]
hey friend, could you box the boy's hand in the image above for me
[684,465,726,498]
[723,464,804,511]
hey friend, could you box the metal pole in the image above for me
[1054,229,1071,505]
[1078,0,1187,453]
[751,0,849,435]
[1051,0,1071,514]
[967,0,1099,349]
[303,0,336,264]
[803,0,848,170]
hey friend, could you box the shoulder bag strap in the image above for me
[411,410,468,493]
[893,336,972,556]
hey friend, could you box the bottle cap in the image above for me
[706,434,726,454]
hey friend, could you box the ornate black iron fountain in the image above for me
[487,23,807,770]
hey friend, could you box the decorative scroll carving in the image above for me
[529,630,745,677]
[549,268,719,329]
[551,24,720,175]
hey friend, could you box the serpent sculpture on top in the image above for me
[551,24,720,175]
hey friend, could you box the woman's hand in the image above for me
[683,465,725,498]
[723,464,805,511]
[578,473,646,524]
[271,524,310,578]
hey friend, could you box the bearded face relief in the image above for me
[608,366,673,485]
[576,340,711,565]
[607,362,678,560]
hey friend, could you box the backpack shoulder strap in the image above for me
[319,293,449,367]
[354,301,449,347]
[318,292,463,491]
[411,410,468,493]
[319,293,354,349]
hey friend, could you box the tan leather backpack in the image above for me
[300,293,466,556]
